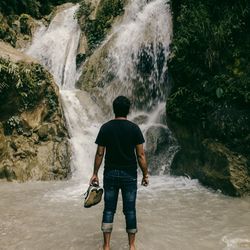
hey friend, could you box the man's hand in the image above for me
[90,145,105,186]
[89,174,99,185]
[141,175,149,186]
[136,144,149,186]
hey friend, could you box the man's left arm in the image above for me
[89,145,105,185]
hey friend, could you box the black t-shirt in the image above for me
[95,119,145,171]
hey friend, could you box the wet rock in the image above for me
[201,140,250,196]
[146,126,170,154]
[145,125,178,175]
[169,118,250,196]
[131,115,148,125]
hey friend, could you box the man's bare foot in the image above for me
[103,244,110,250]
[129,244,136,250]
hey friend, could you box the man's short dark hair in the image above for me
[113,96,131,117]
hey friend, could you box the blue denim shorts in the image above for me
[102,169,137,234]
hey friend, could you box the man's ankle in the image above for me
[103,244,110,250]
[129,244,136,250]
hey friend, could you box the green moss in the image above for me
[0,58,54,119]
[19,14,31,35]
[0,14,18,46]
[77,0,125,50]
[3,116,22,135]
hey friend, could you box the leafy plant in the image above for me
[76,0,124,50]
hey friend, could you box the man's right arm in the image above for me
[136,144,149,186]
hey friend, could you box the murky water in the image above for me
[1,177,250,250]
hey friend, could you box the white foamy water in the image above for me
[1,2,250,250]
[95,0,172,109]
[27,5,80,89]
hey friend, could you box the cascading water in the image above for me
[1,2,250,250]
[27,0,177,177]
[27,4,103,181]
[27,4,80,89]
[93,0,172,110]
[95,0,177,174]
[109,0,172,108]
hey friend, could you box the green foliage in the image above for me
[4,115,22,135]
[0,0,80,18]
[0,58,52,113]
[167,0,250,153]
[0,14,18,46]
[45,88,59,118]
[19,14,31,35]
[76,0,124,50]
[75,1,92,19]
[168,0,250,119]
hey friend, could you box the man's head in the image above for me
[113,96,131,118]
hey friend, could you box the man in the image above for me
[89,96,149,250]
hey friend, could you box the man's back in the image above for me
[95,119,145,170]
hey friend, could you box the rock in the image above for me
[37,124,49,139]
[145,125,178,175]
[145,126,170,154]
[169,118,250,196]
[201,140,250,196]
[21,103,47,129]
[0,134,7,157]
[131,115,148,125]
[0,47,71,182]
[0,160,16,181]
[0,41,38,64]
[77,33,88,56]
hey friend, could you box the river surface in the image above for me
[1,177,250,250]
[1,1,250,250]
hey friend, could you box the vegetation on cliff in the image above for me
[0,58,57,122]
[76,0,124,50]
[0,0,79,47]
[168,0,250,155]
[0,55,70,181]
[0,0,79,18]
[168,0,250,195]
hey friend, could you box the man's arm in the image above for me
[89,145,105,185]
[136,144,149,186]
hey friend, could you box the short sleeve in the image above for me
[134,125,145,145]
[95,126,106,146]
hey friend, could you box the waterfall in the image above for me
[96,0,172,110]
[26,0,177,179]
[105,0,177,174]
[26,4,103,181]
[27,5,80,89]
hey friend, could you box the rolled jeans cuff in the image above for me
[102,223,113,233]
[126,228,137,234]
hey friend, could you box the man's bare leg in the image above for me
[103,232,111,250]
[128,233,136,250]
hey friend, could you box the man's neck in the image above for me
[115,116,127,120]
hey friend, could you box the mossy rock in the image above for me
[76,0,125,50]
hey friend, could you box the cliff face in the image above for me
[167,0,250,196]
[0,42,71,181]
